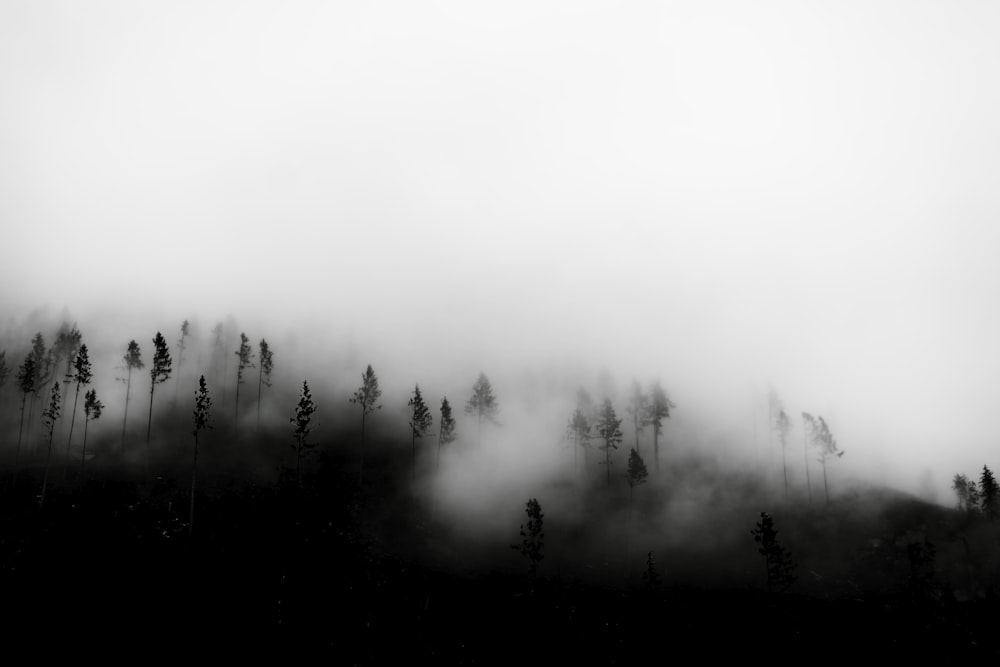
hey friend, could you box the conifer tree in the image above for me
[812,416,843,506]
[626,380,650,454]
[81,388,103,473]
[407,384,433,480]
[190,375,212,537]
[568,407,591,472]
[256,338,274,431]
[146,332,172,466]
[626,447,648,501]
[175,319,190,402]
[14,354,37,483]
[595,399,623,487]
[465,372,498,447]
[980,465,998,519]
[511,498,545,580]
[120,340,143,453]
[751,511,796,593]
[800,412,817,503]
[437,396,456,472]
[291,381,317,486]
[233,332,254,429]
[645,381,673,472]
[40,383,60,509]
[350,364,381,485]
[53,323,82,426]
[774,409,792,501]
[953,473,970,512]
[65,344,92,473]
[26,333,51,446]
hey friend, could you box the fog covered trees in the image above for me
[645,381,673,472]
[14,353,37,478]
[234,332,254,429]
[595,399,623,487]
[511,498,545,580]
[351,364,382,485]
[751,512,796,593]
[980,466,998,519]
[813,416,843,506]
[407,384,433,480]
[146,332,173,459]
[81,388,102,472]
[774,409,791,501]
[175,319,190,400]
[465,372,498,447]
[65,344,92,472]
[120,340,143,453]
[626,380,649,453]
[437,397,456,472]
[190,375,212,537]
[626,448,648,501]
[257,338,274,431]
[291,380,317,486]
[40,383,60,509]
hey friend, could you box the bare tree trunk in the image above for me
[121,367,132,454]
[14,393,28,487]
[81,417,90,473]
[256,365,263,432]
[358,412,366,486]
[146,384,156,475]
[189,433,199,538]
[65,382,81,479]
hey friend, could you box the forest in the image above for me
[0,312,998,661]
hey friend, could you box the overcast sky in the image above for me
[3,1,1000,499]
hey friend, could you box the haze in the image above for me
[3,1,1000,503]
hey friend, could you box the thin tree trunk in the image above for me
[803,429,812,503]
[81,417,89,473]
[358,412,367,485]
[14,392,28,487]
[189,433,199,538]
[412,430,416,481]
[295,443,302,487]
[257,365,263,432]
[822,459,829,506]
[121,367,132,454]
[40,429,54,509]
[65,382,81,478]
[653,427,659,473]
[234,372,240,431]
[436,431,442,473]
[146,384,156,474]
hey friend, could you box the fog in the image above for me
[4,1,1000,520]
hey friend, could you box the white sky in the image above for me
[3,1,1000,499]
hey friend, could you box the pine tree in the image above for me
[146,332,172,468]
[801,412,816,503]
[626,447,648,501]
[53,323,82,430]
[407,384,433,481]
[567,407,591,473]
[14,354,37,484]
[175,319,190,402]
[190,375,212,537]
[233,332,255,430]
[812,416,843,506]
[465,372,498,447]
[350,364,381,485]
[40,383,60,509]
[751,511,796,593]
[980,465,998,519]
[120,340,144,454]
[63,344,92,477]
[774,409,792,501]
[595,399,623,487]
[626,380,650,454]
[437,396,456,472]
[81,388,103,473]
[256,338,274,431]
[952,473,970,512]
[644,381,673,472]
[511,498,545,580]
[642,551,660,591]
[26,333,52,448]
[291,381,317,486]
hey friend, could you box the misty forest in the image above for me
[0,313,998,660]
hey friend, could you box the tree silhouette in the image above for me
[14,354,37,484]
[980,466,998,519]
[642,551,660,591]
[233,332,255,430]
[465,372,498,447]
[40,383,60,509]
[190,375,212,537]
[350,364,381,485]
[801,412,816,504]
[626,447,648,501]
[437,396,456,472]
[595,399,623,487]
[26,333,52,447]
[120,340,144,454]
[64,344,92,475]
[751,511,796,593]
[626,380,649,454]
[511,498,545,581]
[774,409,792,501]
[256,338,274,432]
[645,381,673,472]
[291,381,317,487]
[407,384,433,481]
[567,406,591,473]
[812,416,843,506]
[146,332,173,468]
[953,473,971,512]
[175,319,190,402]
[81,388,102,473]
[53,323,82,429]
